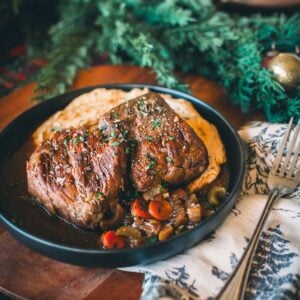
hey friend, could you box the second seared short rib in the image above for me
[99,93,208,191]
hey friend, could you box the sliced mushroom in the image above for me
[186,194,202,224]
[134,217,162,237]
[186,205,202,224]
[169,189,188,227]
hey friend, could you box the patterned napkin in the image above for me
[122,122,300,299]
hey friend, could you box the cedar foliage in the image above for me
[4,0,300,122]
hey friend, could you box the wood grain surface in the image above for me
[0,65,264,300]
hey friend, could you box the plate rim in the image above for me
[0,83,245,256]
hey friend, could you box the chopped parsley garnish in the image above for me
[79,135,85,143]
[125,147,130,154]
[63,138,70,146]
[111,141,121,147]
[146,161,155,170]
[137,99,145,111]
[51,126,62,132]
[122,129,129,136]
[73,137,80,145]
[166,156,173,163]
[151,119,162,129]
[146,136,154,141]
[83,131,88,141]
[146,156,157,171]
[102,130,117,143]
[96,191,105,200]
[168,135,175,140]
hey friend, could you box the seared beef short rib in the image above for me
[27,129,128,229]
[99,93,208,191]
[27,93,208,229]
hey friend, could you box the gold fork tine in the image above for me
[271,117,294,174]
[287,120,300,179]
[280,119,300,177]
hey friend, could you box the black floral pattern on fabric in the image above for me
[240,123,300,199]
[141,271,196,300]
[245,225,300,300]
[165,266,198,297]
[211,225,299,300]
[139,123,300,300]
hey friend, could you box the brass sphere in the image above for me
[268,53,300,90]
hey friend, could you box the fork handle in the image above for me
[217,190,280,300]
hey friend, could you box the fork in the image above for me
[217,117,300,300]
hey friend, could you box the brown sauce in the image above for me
[0,137,100,248]
[0,135,229,249]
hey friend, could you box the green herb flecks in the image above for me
[83,131,88,141]
[137,99,145,111]
[166,156,173,163]
[72,136,80,145]
[146,156,157,174]
[102,130,117,143]
[111,141,121,147]
[151,119,162,129]
[122,129,129,137]
[63,137,70,146]
[146,135,154,141]
[51,126,62,132]
[96,191,105,200]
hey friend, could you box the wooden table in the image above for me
[0,65,264,300]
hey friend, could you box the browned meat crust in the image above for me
[27,93,208,229]
[99,93,208,191]
[27,128,128,228]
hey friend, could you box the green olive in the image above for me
[208,186,226,206]
[115,226,142,239]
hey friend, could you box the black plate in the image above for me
[0,84,245,267]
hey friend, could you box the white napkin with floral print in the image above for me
[121,122,300,300]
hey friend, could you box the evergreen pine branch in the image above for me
[28,0,300,122]
[34,30,96,101]
[130,0,195,27]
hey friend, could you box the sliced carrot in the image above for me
[100,231,125,249]
[131,198,151,219]
[148,199,173,221]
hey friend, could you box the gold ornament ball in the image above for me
[268,53,300,90]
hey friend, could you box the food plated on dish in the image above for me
[27,89,227,249]
[0,84,244,267]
